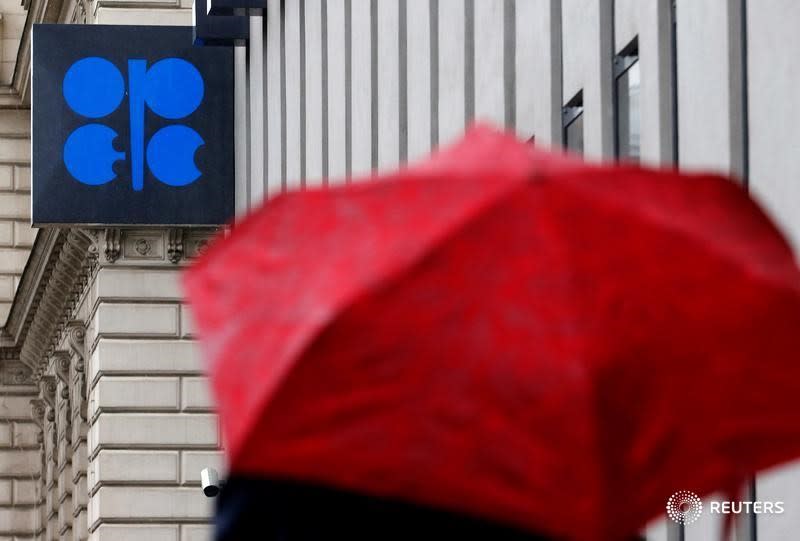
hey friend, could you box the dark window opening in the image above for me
[614,37,640,162]
[563,90,584,155]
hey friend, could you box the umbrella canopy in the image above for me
[185,126,800,541]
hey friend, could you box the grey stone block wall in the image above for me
[0,386,41,539]
[0,110,33,326]
[81,233,219,541]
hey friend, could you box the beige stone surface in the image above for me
[93,524,179,541]
[0,222,11,247]
[0,247,29,274]
[90,413,218,449]
[0,137,28,163]
[180,377,214,412]
[179,304,195,337]
[0,107,31,327]
[0,422,10,446]
[0,449,38,475]
[0,395,36,420]
[94,7,192,25]
[0,275,13,300]
[91,486,212,521]
[94,303,180,336]
[0,192,27,219]
[12,479,38,505]
[180,450,224,485]
[93,377,180,414]
[11,422,38,447]
[93,450,179,484]
[0,386,38,536]
[81,261,218,537]
[89,340,202,383]
[13,165,29,191]
[0,479,10,505]
[181,524,213,541]
[0,506,36,531]
[0,165,11,189]
[12,221,36,247]
[95,268,182,300]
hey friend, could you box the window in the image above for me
[614,38,640,161]
[563,90,584,155]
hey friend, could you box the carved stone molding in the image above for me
[134,238,152,256]
[31,398,46,429]
[18,230,93,376]
[72,347,88,423]
[3,226,219,387]
[40,375,57,410]
[121,230,164,260]
[66,320,86,368]
[53,351,71,386]
[168,228,185,264]
[62,320,89,424]
[185,229,220,259]
[70,0,88,23]
[195,239,209,255]
[0,358,33,385]
[0,348,20,361]
[39,374,58,459]
[104,228,121,263]
[51,352,74,449]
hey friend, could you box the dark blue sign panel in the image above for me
[32,25,234,225]
[207,0,265,16]
[193,0,248,46]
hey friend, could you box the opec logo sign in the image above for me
[32,25,234,225]
[63,57,205,190]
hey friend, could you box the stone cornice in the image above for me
[0,229,95,380]
[0,229,94,379]
[2,0,72,109]
[3,228,63,345]
[23,230,93,378]
[0,227,217,382]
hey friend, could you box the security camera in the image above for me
[201,467,221,497]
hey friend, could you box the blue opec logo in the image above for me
[62,56,205,191]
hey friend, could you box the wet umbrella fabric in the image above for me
[185,126,800,541]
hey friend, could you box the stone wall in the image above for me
[0,383,41,539]
[0,0,26,85]
[0,227,219,541]
[0,110,33,326]
[83,230,220,541]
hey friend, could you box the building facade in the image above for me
[0,0,799,540]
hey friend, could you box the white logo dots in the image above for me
[667,491,703,525]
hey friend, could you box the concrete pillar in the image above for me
[516,0,562,146]
[613,0,676,166]
[561,0,615,160]
[675,0,745,178]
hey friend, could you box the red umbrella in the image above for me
[185,126,800,541]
